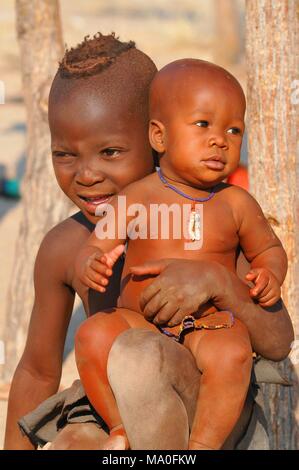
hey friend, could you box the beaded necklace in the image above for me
[157,168,216,241]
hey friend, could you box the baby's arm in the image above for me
[76,195,129,293]
[232,187,288,306]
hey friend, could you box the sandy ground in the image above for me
[0,0,245,448]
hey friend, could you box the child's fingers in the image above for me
[84,278,106,294]
[101,245,125,268]
[245,270,259,281]
[252,276,269,296]
[89,259,113,277]
[85,267,110,287]
[258,291,279,307]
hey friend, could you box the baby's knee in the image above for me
[202,337,252,374]
[75,315,109,359]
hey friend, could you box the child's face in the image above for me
[156,74,245,188]
[49,90,153,223]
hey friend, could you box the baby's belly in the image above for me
[118,240,235,316]
[118,252,232,318]
[118,272,158,313]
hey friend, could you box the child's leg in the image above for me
[46,423,108,450]
[75,308,157,449]
[185,318,252,450]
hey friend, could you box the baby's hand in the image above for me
[245,267,281,307]
[79,245,125,293]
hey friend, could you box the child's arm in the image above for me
[232,187,288,306]
[4,226,75,449]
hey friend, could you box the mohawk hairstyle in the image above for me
[59,32,135,78]
[49,33,157,168]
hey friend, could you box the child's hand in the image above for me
[245,268,281,307]
[79,245,125,293]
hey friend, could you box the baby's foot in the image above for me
[188,439,216,450]
[100,434,129,450]
[100,424,129,450]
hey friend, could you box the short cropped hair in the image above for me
[50,33,157,120]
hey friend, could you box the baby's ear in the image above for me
[149,119,166,153]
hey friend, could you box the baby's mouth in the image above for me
[202,155,226,171]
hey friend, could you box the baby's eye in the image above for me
[195,120,209,128]
[227,127,242,135]
[101,148,121,158]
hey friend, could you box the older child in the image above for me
[5,32,157,449]
[75,59,288,450]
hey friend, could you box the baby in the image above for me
[75,59,287,450]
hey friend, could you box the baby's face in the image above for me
[49,89,153,224]
[159,76,245,188]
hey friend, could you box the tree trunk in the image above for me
[1,0,72,382]
[246,0,298,449]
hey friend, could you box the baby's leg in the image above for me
[75,308,157,449]
[185,318,253,450]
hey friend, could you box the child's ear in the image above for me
[149,119,166,153]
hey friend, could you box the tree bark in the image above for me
[246,0,298,449]
[1,0,72,381]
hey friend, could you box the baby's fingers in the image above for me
[249,275,269,298]
[246,270,259,281]
[85,266,110,288]
[259,290,280,307]
[85,278,107,294]
[99,245,125,269]
[89,259,113,277]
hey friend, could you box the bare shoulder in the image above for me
[118,172,159,200]
[218,183,257,205]
[36,215,91,277]
[217,183,265,229]
[219,183,263,211]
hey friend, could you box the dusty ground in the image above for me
[0,0,245,448]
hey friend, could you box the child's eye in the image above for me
[227,127,242,135]
[101,148,121,158]
[195,120,209,128]
[52,151,76,158]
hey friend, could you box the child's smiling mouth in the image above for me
[78,193,114,214]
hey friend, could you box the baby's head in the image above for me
[49,33,157,223]
[149,58,246,188]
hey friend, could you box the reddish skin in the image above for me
[76,60,289,450]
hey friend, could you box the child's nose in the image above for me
[75,162,106,186]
